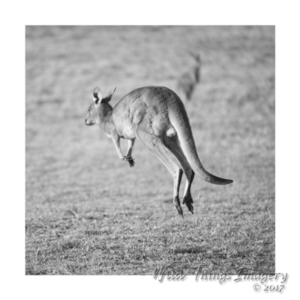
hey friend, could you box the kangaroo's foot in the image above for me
[123,155,135,167]
[183,194,194,214]
[173,196,183,217]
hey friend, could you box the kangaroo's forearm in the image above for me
[126,139,135,157]
[111,133,124,160]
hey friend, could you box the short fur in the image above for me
[85,86,233,216]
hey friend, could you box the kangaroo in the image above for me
[85,86,233,216]
[177,52,201,103]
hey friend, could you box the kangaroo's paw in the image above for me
[183,194,194,214]
[173,196,183,217]
[125,155,135,167]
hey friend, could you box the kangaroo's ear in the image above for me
[103,87,117,102]
[93,87,102,104]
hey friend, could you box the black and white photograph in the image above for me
[3,1,300,298]
[25,25,275,275]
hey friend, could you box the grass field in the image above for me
[26,26,275,275]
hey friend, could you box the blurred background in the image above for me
[26,26,275,275]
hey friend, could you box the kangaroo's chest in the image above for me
[113,104,141,139]
[112,94,169,139]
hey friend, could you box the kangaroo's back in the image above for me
[112,87,182,136]
[113,86,181,111]
[113,86,232,185]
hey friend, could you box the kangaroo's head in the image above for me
[85,86,116,126]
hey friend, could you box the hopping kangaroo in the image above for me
[85,86,233,216]
[177,52,201,103]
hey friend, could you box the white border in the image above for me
[1,0,299,299]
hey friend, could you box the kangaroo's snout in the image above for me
[85,119,95,126]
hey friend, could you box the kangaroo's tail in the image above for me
[169,108,233,185]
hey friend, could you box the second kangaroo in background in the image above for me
[177,52,201,103]
[85,86,233,216]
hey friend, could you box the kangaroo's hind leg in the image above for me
[163,131,195,214]
[125,139,136,167]
[136,126,184,216]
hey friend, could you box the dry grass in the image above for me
[26,26,275,275]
